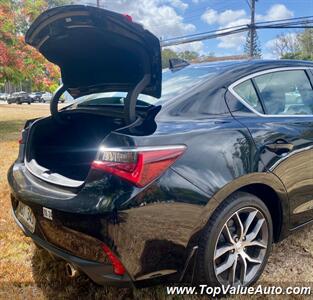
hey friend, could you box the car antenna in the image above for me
[169,58,189,70]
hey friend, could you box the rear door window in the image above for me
[233,79,264,113]
[254,70,313,115]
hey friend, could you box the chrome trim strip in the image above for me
[99,145,187,152]
[268,145,313,171]
[25,159,84,188]
[228,67,313,118]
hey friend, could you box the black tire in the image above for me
[196,191,273,287]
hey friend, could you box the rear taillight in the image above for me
[91,145,186,187]
[101,244,126,276]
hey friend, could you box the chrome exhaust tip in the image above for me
[65,263,79,278]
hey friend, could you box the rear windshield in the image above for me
[74,65,217,107]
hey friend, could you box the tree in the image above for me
[270,30,313,61]
[244,30,262,58]
[0,0,72,92]
[161,48,178,68]
[272,33,299,58]
[161,49,200,68]
[178,50,199,61]
[298,29,313,57]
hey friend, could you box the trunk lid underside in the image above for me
[25,5,162,99]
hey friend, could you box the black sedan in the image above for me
[7,91,31,104]
[8,5,313,288]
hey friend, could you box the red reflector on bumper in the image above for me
[101,244,126,276]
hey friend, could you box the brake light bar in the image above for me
[91,145,186,187]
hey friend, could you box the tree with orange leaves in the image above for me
[0,0,71,92]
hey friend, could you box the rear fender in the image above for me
[189,172,289,245]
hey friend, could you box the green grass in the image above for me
[0,120,26,142]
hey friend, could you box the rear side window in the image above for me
[254,70,313,115]
[233,79,263,113]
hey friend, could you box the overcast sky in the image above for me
[80,0,313,58]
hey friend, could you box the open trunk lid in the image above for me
[25,5,161,99]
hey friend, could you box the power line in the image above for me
[161,16,313,47]
[160,16,313,43]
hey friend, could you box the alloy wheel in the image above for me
[213,207,269,286]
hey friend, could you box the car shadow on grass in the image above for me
[31,246,134,300]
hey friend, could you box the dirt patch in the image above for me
[0,104,313,299]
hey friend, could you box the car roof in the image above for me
[180,59,313,90]
[183,59,313,73]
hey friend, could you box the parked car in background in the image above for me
[7,92,31,104]
[41,92,52,103]
[29,92,44,103]
[0,93,9,101]
[42,92,65,103]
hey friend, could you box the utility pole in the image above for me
[97,0,100,7]
[249,0,256,58]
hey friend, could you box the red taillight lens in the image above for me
[91,146,186,187]
[101,244,126,276]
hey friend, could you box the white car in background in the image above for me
[41,92,66,103]
[0,93,9,101]
[41,92,52,103]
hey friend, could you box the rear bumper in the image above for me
[12,208,133,287]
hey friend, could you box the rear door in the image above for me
[229,68,313,228]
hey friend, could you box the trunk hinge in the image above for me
[50,84,67,122]
[124,74,151,125]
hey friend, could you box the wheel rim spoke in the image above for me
[239,253,247,285]
[229,254,238,285]
[243,210,257,236]
[246,218,265,242]
[241,251,262,264]
[234,212,244,240]
[214,245,235,260]
[223,224,235,244]
[244,240,267,248]
[216,253,236,275]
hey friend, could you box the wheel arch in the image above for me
[191,172,290,246]
[238,183,283,242]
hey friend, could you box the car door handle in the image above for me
[265,140,294,154]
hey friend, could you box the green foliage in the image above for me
[278,29,313,61]
[244,30,262,58]
[161,49,178,68]
[178,50,199,61]
[46,0,73,8]
[161,48,199,68]
[298,29,313,57]
[282,52,313,61]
